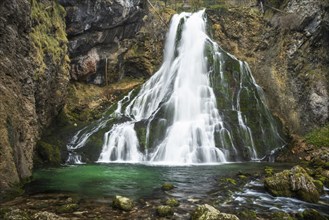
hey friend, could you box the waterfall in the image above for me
[68,10,286,165]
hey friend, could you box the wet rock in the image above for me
[161,182,174,191]
[238,210,257,220]
[297,209,327,220]
[34,211,68,220]
[57,203,79,213]
[264,165,320,203]
[191,204,239,220]
[112,195,134,211]
[1,208,30,220]
[270,212,295,220]
[156,205,174,217]
[165,198,180,207]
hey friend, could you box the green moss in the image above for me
[238,210,257,220]
[161,182,174,191]
[312,180,323,193]
[238,175,247,180]
[30,0,69,78]
[112,195,134,211]
[0,208,31,220]
[135,126,147,150]
[0,181,26,201]
[264,166,274,177]
[305,124,329,148]
[224,178,237,185]
[57,203,79,213]
[35,141,61,166]
[271,212,295,220]
[208,4,226,10]
[156,205,174,217]
[298,209,327,220]
[165,198,180,207]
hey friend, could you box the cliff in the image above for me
[208,0,329,135]
[0,0,69,193]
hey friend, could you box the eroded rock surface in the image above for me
[0,0,69,192]
[59,0,147,84]
[264,165,320,203]
[208,0,329,135]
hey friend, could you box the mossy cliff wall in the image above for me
[208,0,329,135]
[0,0,69,193]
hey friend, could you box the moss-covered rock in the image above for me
[112,195,134,212]
[161,182,175,191]
[264,165,320,203]
[34,141,61,167]
[1,208,30,220]
[191,204,239,220]
[165,198,180,207]
[237,210,257,220]
[297,209,327,220]
[156,205,174,217]
[57,203,79,213]
[30,0,69,78]
[305,124,329,148]
[270,212,295,220]
[264,166,274,177]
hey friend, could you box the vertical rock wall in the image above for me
[59,0,147,85]
[0,0,69,192]
[208,0,329,135]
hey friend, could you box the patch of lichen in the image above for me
[305,124,329,148]
[30,0,69,78]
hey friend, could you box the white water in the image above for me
[98,10,226,164]
[68,10,286,165]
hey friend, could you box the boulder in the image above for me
[112,195,134,211]
[165,198,180,207]
[161,182,174,191]
[191,204,239,220]
[264,165,320,203]
[156,205,174,217]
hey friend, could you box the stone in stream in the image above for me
[165,198,180,207]
[191,204,239,220]
[112,195,134,211]
[161,182,174,191]
[156,205,174,217]
[264,165,320,203]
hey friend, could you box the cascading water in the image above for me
[67,10,286,165]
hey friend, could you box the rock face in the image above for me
[208,0,329,135]
[0,0,69,192]
[264,165,320,203]
[59,0,148,84]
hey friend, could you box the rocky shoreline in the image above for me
[1,160,328,220]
